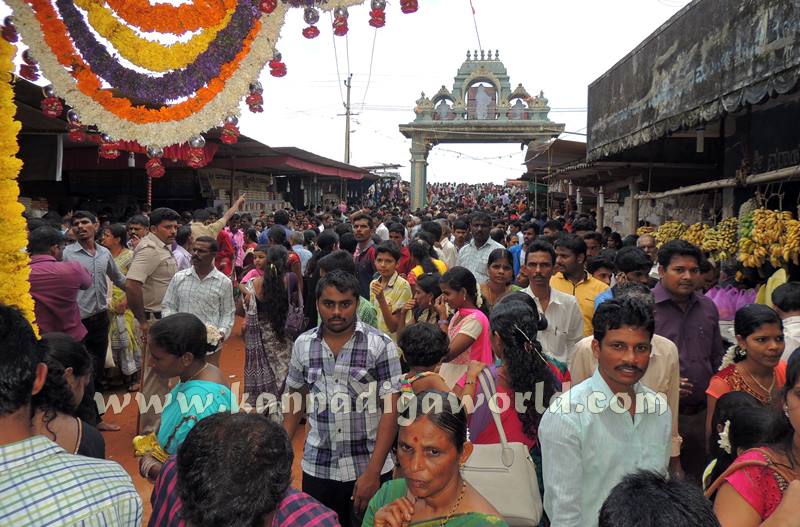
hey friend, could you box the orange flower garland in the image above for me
[104,0,238,35]
[26,0,261,123]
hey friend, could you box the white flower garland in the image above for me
[8,0,290,146]
[717,419,732,455]
[8,0,374,146]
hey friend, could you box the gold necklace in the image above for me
[739,364,776,403]
[439,479,466,526]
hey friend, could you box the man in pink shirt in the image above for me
[27,226,91,339]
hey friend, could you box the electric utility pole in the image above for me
[343,74,353,164]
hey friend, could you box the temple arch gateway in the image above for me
[400,50,565,209]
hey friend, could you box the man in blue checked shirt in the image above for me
[283,270,402,527]
[0,304,142,526]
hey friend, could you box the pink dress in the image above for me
[723,449,788,520]
[447,307,493,366]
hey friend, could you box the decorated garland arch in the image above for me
[2,0,414,155]
[0,0,418,321]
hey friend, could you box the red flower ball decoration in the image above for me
[99,141,120,160]
[186,147,206,169]
[269,57,287,77]
[145,157,165,178]
[246,91,263,113]
[400,0,418,14]
[41,96,63,118]
[19,63,38,81]
[333,15,348,36]
[302,25,320,39]
[369,8,386,28]
[67,122,86,142]
[259,0,277,13]
[2,20,18,43]
[220,122,240,144]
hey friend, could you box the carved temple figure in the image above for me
[475,85,492,119]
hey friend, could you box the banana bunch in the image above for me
[654,221,688,248]
[702,217,738,260]
[636,226,654,236]
[738,236,767,268]
[738,209,794,268]
[783,219,800,266]
[681,223,709,247]
[753,209,792,267]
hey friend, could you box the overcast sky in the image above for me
[1,0,690,183]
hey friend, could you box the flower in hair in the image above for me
[717,420,732,455]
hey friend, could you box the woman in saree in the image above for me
[434,267,494,388]
[135,313,232,481]
[363,390,508,527]
[100,223,141,391]
[712,349,800,526]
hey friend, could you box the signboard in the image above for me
[588,0,800,160]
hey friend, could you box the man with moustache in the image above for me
[521,240,583,366]
[456,211,504,284]
[126,207,180,434]
[283,271,402,526]
[539,296,672,527]
[652,240,723,483]
[161,236,235,368]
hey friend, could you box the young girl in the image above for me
[397,272,443,332]
[480,248,520,312]
[239,244,268,285]
[435,266,494,387]
[706,304,787,442]
[397,323,450,395]
[703,391,772,495]
[242,246,298,406]
[407,238,446,286]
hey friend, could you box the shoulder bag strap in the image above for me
[477,367,515,467]
[749,448,797,489]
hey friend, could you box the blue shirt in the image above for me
[63,242,127,318]
[593,288,614,310]
[508,243,523,276]
[539,369,671,527]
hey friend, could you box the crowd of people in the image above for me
[2,182,800,527]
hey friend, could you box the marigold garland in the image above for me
[75,0,235,73]
[0,41,37,330]
[105,0,238,35]
[57,0,259,103]
[15,0,261,122]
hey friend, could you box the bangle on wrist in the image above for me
[464,380,476,385]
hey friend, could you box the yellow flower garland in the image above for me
[0,39,37,331]
[75,0,235,73]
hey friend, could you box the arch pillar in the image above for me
[410,134,429,210]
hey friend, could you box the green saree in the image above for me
[362,479,508,527]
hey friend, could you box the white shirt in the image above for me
[161,266,235,338]
[781,315,800,361]
[456,238,504,284]
[436,238,458,270]
[375,222,390,241]
[522,286,583,364]
[539,369,672,527]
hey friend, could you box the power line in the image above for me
[330,22,346,107]
[360,28,379,109]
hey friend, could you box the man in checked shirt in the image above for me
[284,270,402,527]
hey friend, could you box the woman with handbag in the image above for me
[242,245,299,406]
[456,299,562,527]
[711,350,800,526]
[363,390,508,527]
